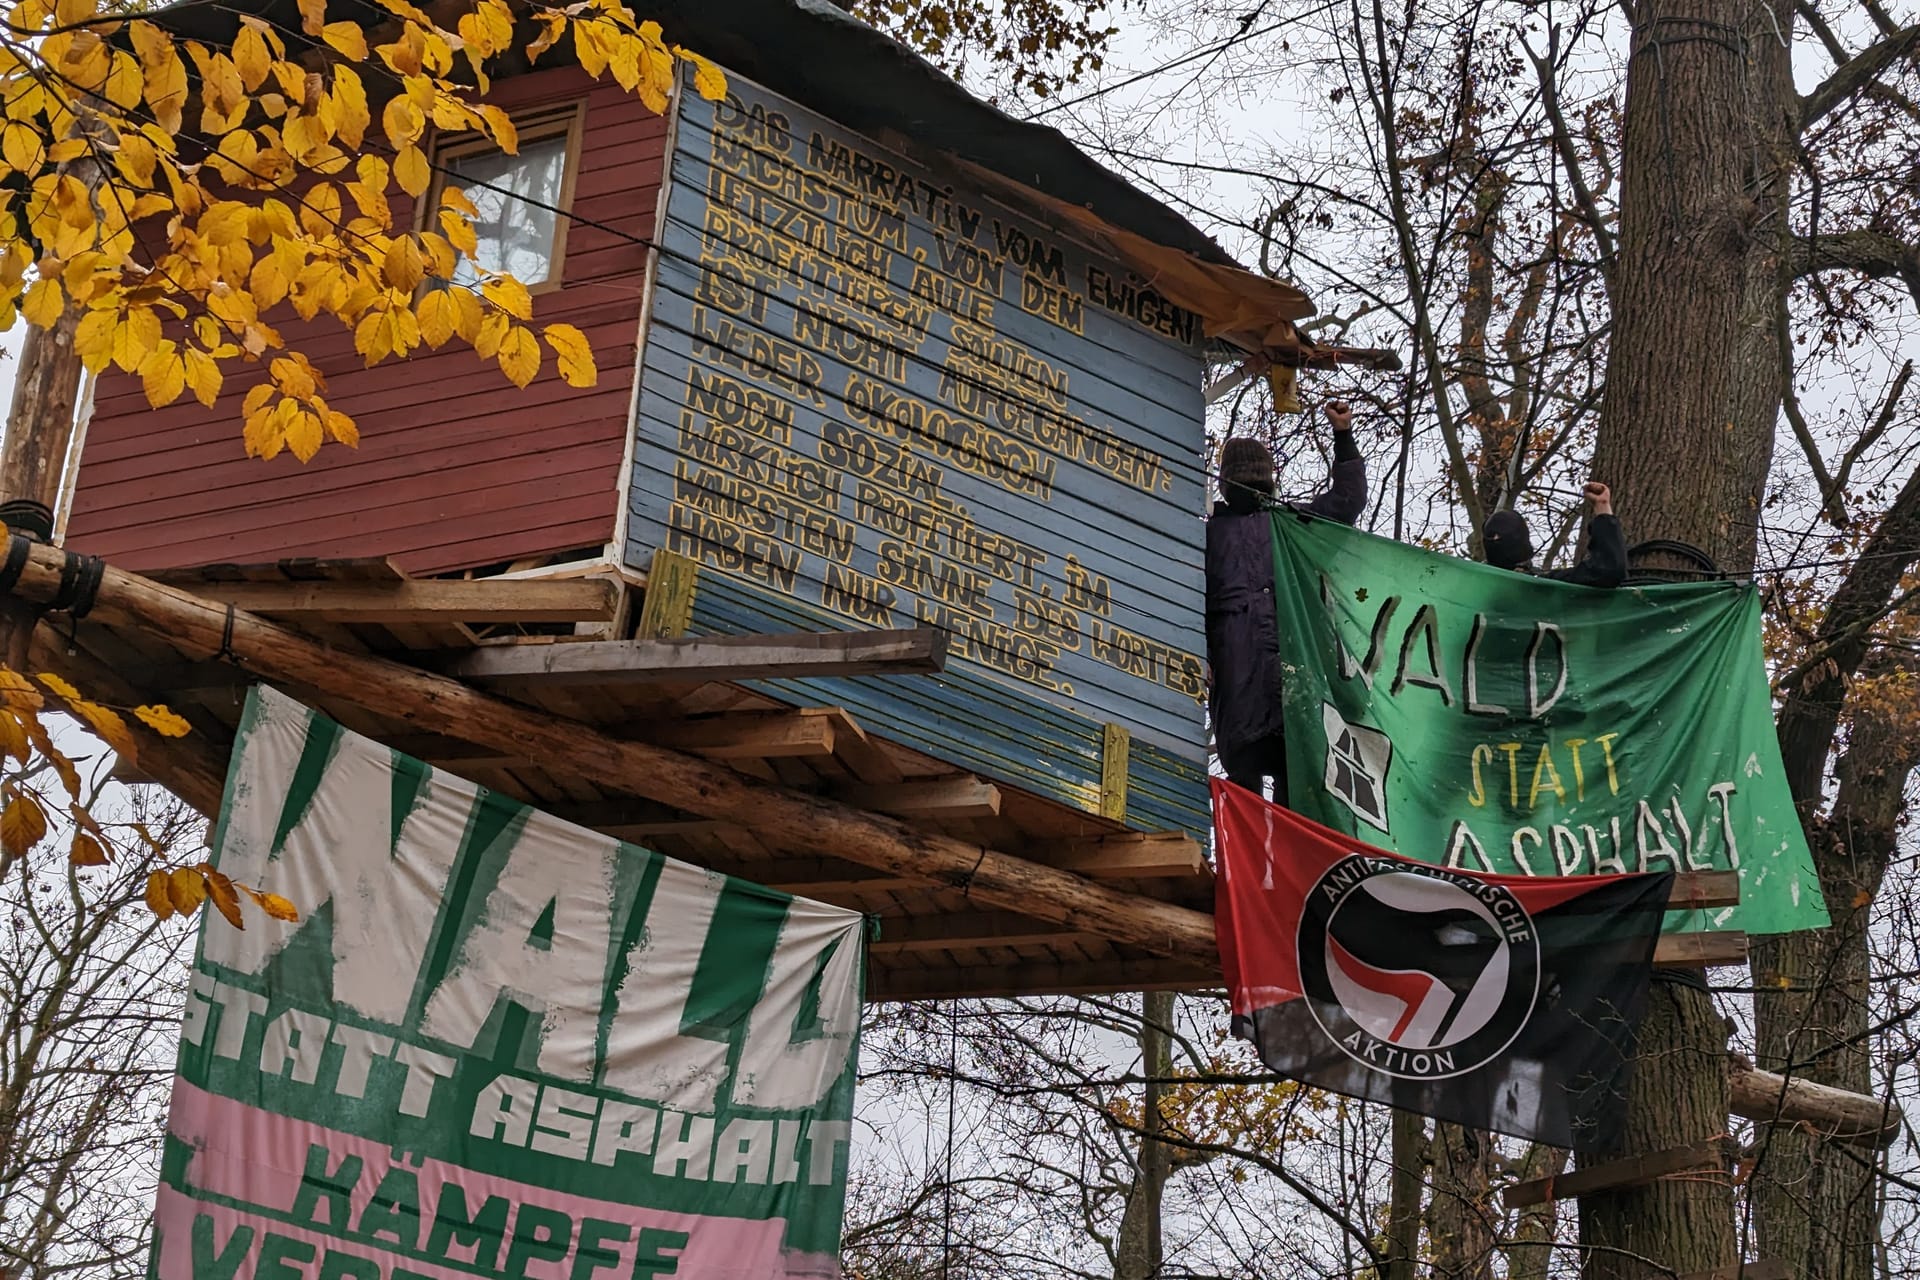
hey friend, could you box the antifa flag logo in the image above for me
[1298,857,1540,1080]
[1214,779,1670,1151]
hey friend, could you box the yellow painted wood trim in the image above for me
[636,547,699,639]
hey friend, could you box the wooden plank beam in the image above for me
[1671,870,1740,910]
[639,710,838,760]
[1032,832,1208,879]
[440,628,949,685]
[176,577,618,623]
[1731,1064,1903,1147]
[761,836,1208,897]
[1655,931,1747,967]
[870,912,1084,955]
[1503,1140,1727,1209]
[833,777,1001,819]
[869,956,1220,1001]
[0,545,1220,968]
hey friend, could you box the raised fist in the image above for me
[1584,480,1612,514]
[1324,400,1354,433]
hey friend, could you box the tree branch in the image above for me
[1776,459,1920,807]
[1794,229,1920,310]
[1800,22,1920,128]
[1828,360,1916,516]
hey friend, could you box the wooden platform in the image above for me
[53,557,1221,1003]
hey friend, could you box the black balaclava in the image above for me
[1219,437,1275,514]
[1483,509,1535,570]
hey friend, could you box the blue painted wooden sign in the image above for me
[626,67,1212,832]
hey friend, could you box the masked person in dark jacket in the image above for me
[1206,401,1366,803]
[1482,482,1626,586]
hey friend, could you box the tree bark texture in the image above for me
[1505,1145,1570,1280]
[1115,990,1172,1280]
[1582,0,1797,1272]
[1575,989,1736,1278]
[1587,0,1793,578]
[1426,1123,1496,1280]
[1383,1111,1425,1280]
[1749,683,1914,1277]
[1750,451,1920,1274]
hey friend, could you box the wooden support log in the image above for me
[0,547,1219,964]
[1032,832,1207,879]
[440,627,949,684]
[1502,1139,1728,1208]
[1730,1063,1903,1147]
[174,577,618,623]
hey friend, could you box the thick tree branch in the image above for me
[1800,22,1920,127]
[1777,459,1920,806]
[1524,28,1618,281]
[1794,229,1920,310]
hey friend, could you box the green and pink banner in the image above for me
[153,686,864,1278]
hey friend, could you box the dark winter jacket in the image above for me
[1539,514,1628,587]
[1205,439,1367,753]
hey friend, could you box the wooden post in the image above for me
[0,309,86,668]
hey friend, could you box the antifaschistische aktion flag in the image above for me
[1214,779,1670,1151]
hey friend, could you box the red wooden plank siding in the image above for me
[65,66,668,576]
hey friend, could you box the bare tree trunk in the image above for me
[1426,1123,1496,1280]
[1581,0,1797,1272]
[1384,1112,1425,1280]
[1115,990,1172,1280]
[1749,677,1914,1276]
[1507,1145,1570,1280]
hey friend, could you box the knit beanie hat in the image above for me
[1483,509,1535,570]
[1219,437,1274,499]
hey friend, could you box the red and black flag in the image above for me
[1212,779,1671,1152]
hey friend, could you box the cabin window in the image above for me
[428,107,583,291]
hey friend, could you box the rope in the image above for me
[0,535,32,599]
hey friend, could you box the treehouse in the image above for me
[45,0,1394,1000]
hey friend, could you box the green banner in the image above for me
[1268,515,1826,935]
[152,687,863,1278]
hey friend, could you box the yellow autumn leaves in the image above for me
[0,0,724,462]
[0,664,296,930]
[146,863,297,929]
